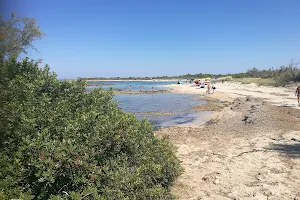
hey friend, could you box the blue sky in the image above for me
[2,0,300,78]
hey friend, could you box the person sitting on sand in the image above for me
[296,86,300,106]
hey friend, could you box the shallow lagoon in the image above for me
[87,81,176,91]
[114,93,210,127]
[87,81,210,128]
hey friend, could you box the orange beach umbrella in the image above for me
[204,80,211,85]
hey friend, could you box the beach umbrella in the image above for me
[204,80,211,85]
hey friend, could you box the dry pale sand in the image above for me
[167,82,300,109]
[157,82,300,200]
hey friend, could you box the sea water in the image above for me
[86,81,176,91]
[114,93,204,113]
[113,92,210,128]
[88,81,211,128]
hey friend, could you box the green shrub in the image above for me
[0,58,182,199]
[227,61,300,86]
[274,65,300,86]
[274,71,294,86]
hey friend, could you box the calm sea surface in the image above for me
[87,81,210,127]
[87,80,176,91]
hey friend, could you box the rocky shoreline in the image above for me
[156,96,300,199]
[154,83,300,199]
[192,96,230,112]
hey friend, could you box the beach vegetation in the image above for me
[216,76,233,81]
[0,57,182,199]
[232,78,276,86]
[229,60,300,86]
[0,14,180,199]
[0,13,45,63]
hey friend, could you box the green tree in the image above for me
[0,13,45,62]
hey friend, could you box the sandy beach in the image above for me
[157,82,300,199]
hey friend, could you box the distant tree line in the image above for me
[89,61,300,86]
[88,73,223,81]
[227,60,300,86]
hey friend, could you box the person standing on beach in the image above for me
[211,84,216,94]
[296,86,300,106]
[206,84,211,94]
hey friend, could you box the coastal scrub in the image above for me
[0,58,182,199]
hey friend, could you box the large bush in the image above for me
[273,65,300,86]
[0,58,181,199]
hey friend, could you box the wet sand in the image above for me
[157,82,300,199]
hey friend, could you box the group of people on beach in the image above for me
[203,84,300,107]
[205,84,300,106]
[205,84,300,107]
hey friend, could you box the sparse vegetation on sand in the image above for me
[232,78,277,86]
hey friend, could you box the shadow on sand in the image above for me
[267,143,300,158]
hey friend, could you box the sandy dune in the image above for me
[157,82,300,199]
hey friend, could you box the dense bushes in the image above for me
[230,61,300,86]
[0,58,181,199]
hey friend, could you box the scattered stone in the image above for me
[291,138,300,142]
[242,116,249,121]
[213,176,220,184]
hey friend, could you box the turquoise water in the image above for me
[114,93,204,113]
[87,81,209,128]
[114,93,208,128]
[87,81,176,91]
[139,112,213,128]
